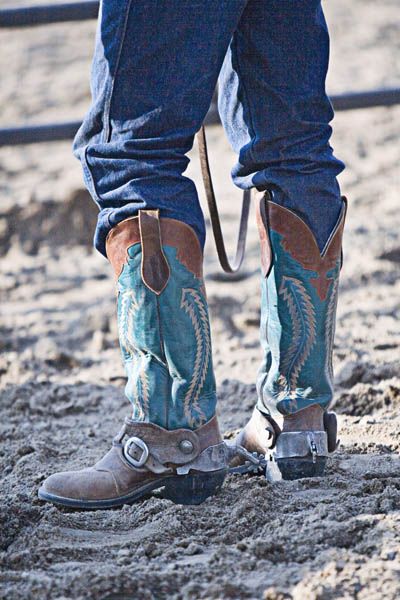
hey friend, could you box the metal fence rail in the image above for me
[0,1,99,27]
[1,2,399,147]
[331,88,400,111]
[0,122,81,146]
[2,89,400,147]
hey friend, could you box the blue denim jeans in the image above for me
[73,0,344,257]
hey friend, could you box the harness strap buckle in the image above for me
[123,436,149,468]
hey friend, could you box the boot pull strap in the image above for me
[139,209,171,295]
[197,125,251,274]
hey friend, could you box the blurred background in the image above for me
[1,1,399,599]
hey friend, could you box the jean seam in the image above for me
[102,0,133,143]
[231,31,257,165]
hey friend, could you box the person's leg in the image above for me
[219,0,344,251]
[220,0,346,478]
[39,0,248,508]
[73,0,247,257]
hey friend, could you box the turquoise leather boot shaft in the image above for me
[106,211,216,430]
[256,193,347,418]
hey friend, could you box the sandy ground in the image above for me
[1,1,400,598]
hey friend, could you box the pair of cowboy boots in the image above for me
[39,192,346,508]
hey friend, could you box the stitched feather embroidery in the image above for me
[180,288,210,428]
[325,274,339,385]
[278,275,317,388]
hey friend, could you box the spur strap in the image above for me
[197,125,251,274]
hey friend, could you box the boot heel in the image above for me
[161,469,226,505]
[275,431,329,480]
[276,457,327,480]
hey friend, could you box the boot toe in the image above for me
[39,468,118,502]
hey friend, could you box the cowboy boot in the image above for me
[233,192,346,479]
[39,210,227,508]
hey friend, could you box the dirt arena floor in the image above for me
[1,1,399,598]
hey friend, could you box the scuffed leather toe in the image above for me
[40,468,118,501]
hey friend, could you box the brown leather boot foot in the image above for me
[38,417,227,509]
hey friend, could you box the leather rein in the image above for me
[196,125,251,273]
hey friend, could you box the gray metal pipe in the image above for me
[0,2,99,27]
[332,88,400,111]
[0,89,399,147]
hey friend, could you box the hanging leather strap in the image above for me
[196,125,251,273]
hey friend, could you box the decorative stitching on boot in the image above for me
[325,276,339,383]
[106,216,203,281]
[279,275,317,389]
[267,200,346,301]
[256,195,347,416]
[180,288,210,428]
[110,214,215,429]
